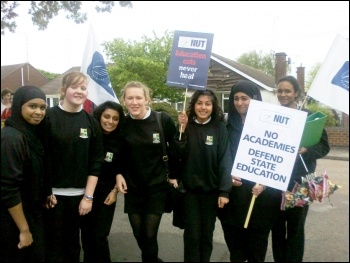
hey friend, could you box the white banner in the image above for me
[231,100,307,191]
[81,24,119,106]
[307,34,349,114]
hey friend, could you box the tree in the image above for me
[1,1,132,35]
[236,50,275,77]
[103,30,184,103]
[305,62,321,93]
[37,69,60,81]
[304,62,337,126]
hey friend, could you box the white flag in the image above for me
[81,24,119,107]
[307,34,349,114]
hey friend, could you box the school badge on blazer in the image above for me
[153,133,160,143]
[105,152,113,162]
[79,128,88,138]
[205,135,213,145]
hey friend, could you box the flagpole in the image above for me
[179,87,188,140]
[299,95,309,110]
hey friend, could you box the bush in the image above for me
[305,103,337,127]
[151,102,179,124]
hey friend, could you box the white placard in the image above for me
[231,100,308,191]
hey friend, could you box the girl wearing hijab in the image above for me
[1,86,52,262]
[217,80,281,262]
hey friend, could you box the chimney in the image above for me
[296,64,305,98]
[275,52,287,85]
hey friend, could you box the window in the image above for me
[175,102,184,112]
[222,93,230,114]
[46,96,60,108]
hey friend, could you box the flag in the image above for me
[81,24,119,113]
[307,34,349,114]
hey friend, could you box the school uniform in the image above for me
[218,80,281,262]
[121,110,177,262]
[81,129,126,262]
[173,118,232,262]
[1,86,49,262]
[44,105,104,262]
[271,109,330,262]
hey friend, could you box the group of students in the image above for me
[1,72,329,262]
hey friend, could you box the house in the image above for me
[207,53,348,147]
[1,62,50,93]
[206,52,300,114]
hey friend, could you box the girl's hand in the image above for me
[104,190,117,205]
[79,198,92,216]
[44,194,57,209]
[218,197,229,208]
[18,229,33,249]
[116,174,127,194]
[168,178,178,188]
[252,184,266,196]
[178,112,188,132]
[232,176,242,187]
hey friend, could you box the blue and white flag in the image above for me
[307,34,349,114]
[81,24,119,109]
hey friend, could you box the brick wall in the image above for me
[325,127,349,147]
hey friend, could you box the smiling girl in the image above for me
[44,72,105,262]
[81,101,126,262]
[116,81,177,262]
[1,86,52,262]
[170,89,232,262]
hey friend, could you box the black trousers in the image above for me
[220,222,270,262]
[183,191,218,262]
[81,191,116,262]
[44,195,82,262]
[1,206,46,262]
[271,205,309,262]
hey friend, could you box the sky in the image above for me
[1,1,349,78]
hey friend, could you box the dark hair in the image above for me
[186,89,224,123]
[92,101,125,133]
[277,75,301,100]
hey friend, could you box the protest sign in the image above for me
[166,30,214,90]
[231,100,307,191]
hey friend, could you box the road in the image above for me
[97,158,349,262]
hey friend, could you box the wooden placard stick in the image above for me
[179,87,188,140]
[244,183,259,228]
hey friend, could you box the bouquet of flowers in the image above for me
[282,169,341,210]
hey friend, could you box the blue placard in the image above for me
[166,30,214,90]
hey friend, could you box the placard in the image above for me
[231,100,308,191]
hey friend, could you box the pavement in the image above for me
[323,146,349,161]
[82,146,349,262]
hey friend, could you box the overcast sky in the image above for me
[1,1,348,78]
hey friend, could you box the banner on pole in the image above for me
[166,30,214,90]
[81,24,119,113]
[307,34,349,114]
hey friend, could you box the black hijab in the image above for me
[5,85,46,136]
[227,80,262,159]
